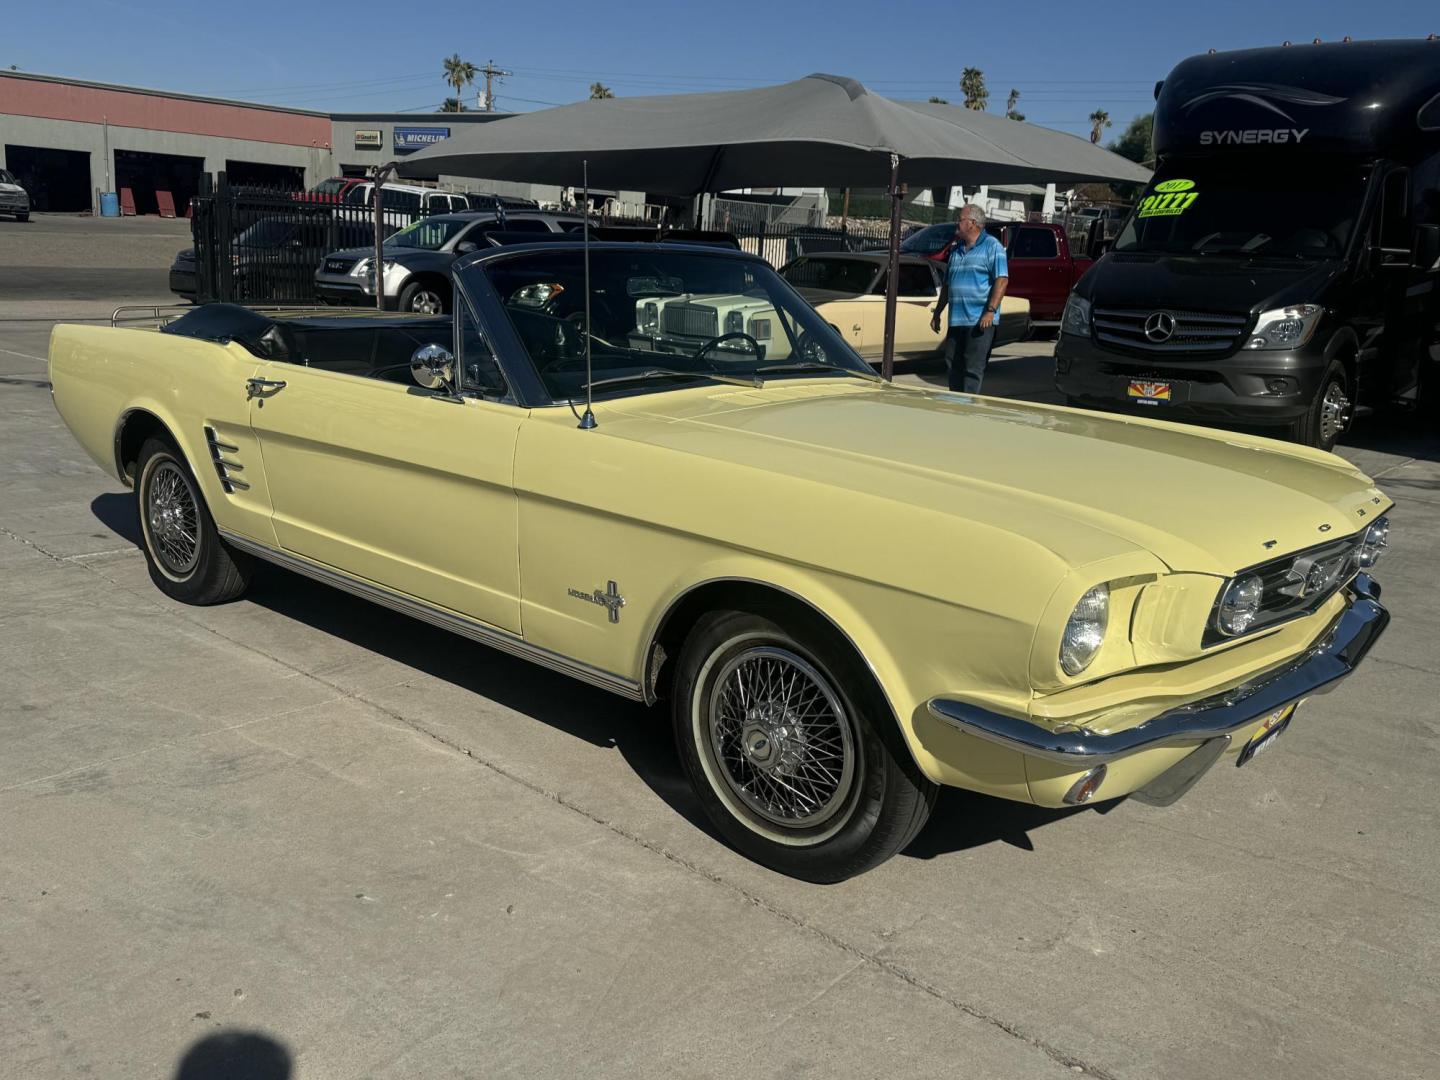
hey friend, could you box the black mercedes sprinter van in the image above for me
[1055,38,1440,449]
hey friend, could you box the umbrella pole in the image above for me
[372,162,396,311]
[880,156,905,382]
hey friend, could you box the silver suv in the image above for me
[315,210,587,314]
[0,169,30,221]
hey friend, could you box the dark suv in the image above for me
[314,210,588,313]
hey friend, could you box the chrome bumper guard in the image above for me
[927,574,1388,767]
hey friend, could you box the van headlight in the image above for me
[641,301,659,333]
[1244,305,1322,350]
[725,310,745,335]
[1358,516,1389,568]
[1061,294,1091,337]
[1060,584,1109,676]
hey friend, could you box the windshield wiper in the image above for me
[582,368,759,391]
[754,361,884,384]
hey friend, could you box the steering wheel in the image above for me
[694,331,761,363]
[562,310,620,351]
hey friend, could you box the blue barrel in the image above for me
[99,192,120,217]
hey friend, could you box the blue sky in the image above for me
[6,0,1436,140]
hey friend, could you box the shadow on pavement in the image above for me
[1343,418,1440,467]
[905,788,1121,858]
[91,492,142,547]
[244,562,711,839]
[174,1030,291,1080]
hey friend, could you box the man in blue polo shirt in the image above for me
[929,204,1009,393]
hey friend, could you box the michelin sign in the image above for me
[393,127,451,153]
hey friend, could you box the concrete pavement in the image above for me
[1,277,1438,1078]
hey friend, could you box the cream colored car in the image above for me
[779,251,1031,360]
[634,252,1029,369]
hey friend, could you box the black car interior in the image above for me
[162,304,452,384]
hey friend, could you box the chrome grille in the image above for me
[662,303,718,339]
[1093,307,1250,354]
[1204,533,1363,647]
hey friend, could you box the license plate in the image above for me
[1236,705,1296,767]
[1127,379,1172,404]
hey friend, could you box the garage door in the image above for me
[3,145,91,212]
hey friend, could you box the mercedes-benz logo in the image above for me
[1144,311,1177,342]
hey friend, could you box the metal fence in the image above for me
[190,173,433,305]
[721,210,1119,269]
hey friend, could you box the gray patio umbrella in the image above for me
[388,74,1149,376]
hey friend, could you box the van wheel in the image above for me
[136,438,251,605]
[672,609,936,882]
[399,280,449,315]
[1293,361,1350,451]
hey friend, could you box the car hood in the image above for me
[0,182,27,195]
[1079,252,1345,313]
[610,382,1386,575]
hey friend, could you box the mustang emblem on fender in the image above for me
[568,581,626,623]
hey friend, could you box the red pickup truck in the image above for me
[900,221,1092,325]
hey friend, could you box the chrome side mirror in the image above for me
[411,343,456,392]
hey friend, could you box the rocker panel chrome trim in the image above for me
[219,530,645,701]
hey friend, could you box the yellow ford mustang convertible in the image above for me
[50,242,1391,881]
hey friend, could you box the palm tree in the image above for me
[927,95,949,104]
[1005,88,1024,121]
[960,67,987,111]
[441,97,468,113]
[590,82,614,99]
[442,54,477,107]
[1089,108,1112,144]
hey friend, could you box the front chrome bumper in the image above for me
[927,574,1388,767]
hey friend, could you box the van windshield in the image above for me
[1113,162,1365,259]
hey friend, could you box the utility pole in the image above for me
[478,60,512,112]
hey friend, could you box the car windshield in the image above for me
[235,219,296,247]
[309,178,346,197]
[0,169,16,185]
[384,216,473,251]
[779,257,878,293]
[900,223,957,256]
[464,248,875,403]
[1113,161,1365,259]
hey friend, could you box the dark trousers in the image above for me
[944,322,996,393]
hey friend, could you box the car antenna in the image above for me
[578,159,597,429]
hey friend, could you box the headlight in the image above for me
[1061,294,1091,336]
[641,301,659,333]
[1358,516,1389,568]
[350,258,371,277]
[725,310,745,335]
[1060,584,1109,676]
[1244,305,1322,351]
[1216,574,1263,637]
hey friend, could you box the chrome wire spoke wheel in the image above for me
[144,459,201,577]
[702,645,858,835]
[1320,379,1351,445]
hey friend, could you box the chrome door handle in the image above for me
[246,378,287,400]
